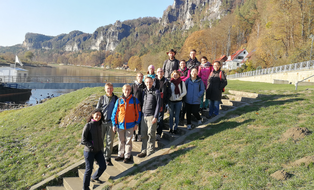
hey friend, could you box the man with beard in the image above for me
[162,49,179,80]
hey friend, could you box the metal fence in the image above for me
[227,60,314,79]
[0,75,135,84]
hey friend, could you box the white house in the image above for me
[222,48,249,70]
[0,67,29,82]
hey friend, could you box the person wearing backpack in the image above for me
[198,56,213,112]
[131,72,146,142]
[206,61,227,119]
[111,84,142,163]
[137,77,161,158]
[169,70,187,134]
[96,82,118,166]
[155,68,171,141]
[185,68,205,129]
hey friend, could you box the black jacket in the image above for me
[81,120,104,152]
[142,87,161,118]
[187,58,200,70]
[163,58,179,80]
[206,70,227,101]
[155,76,171,105]
[131,81,146,108]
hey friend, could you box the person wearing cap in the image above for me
[144,65,157,87]
[187,49,200,70]
[163,49,179,80]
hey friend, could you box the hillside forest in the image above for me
[1,0,314,74]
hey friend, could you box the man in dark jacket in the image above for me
[137,77,161,158]
[155,68,171,141]
[96,82,118,166]
[131,72,146,142]
[187,49,200,70]
[163,49,179,80]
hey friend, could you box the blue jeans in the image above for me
[169,101,182,131]
[208,100,220,116]
[83,151,106,189]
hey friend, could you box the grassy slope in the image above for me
[0,87,108,189]
[0,80,313,189]
[110,80,314,189]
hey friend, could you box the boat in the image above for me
[0,55,31,103]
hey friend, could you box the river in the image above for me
[2,65,136,105]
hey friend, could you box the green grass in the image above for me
[110,81,314,189]
[0,86,122,190]
[226,80,313,94]
[1,79,313,189]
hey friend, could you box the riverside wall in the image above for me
[229,70,314,85]
[7,82,126,89]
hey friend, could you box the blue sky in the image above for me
[0,0,173,47]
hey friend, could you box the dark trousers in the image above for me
[157,106,165,135]
[180,101,186,120]
[134,111,142,136]
[186,103,201,125]
[83,151,106,189]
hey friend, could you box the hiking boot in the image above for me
[123,157,132,163]
[137,152,146,158]
[137,135,142,142]
[106,159,113,166]
[114,156,124,161]
[198,120,202,125]
[187,125,192,130]
[91,178,104,184]
[156,134,161,141]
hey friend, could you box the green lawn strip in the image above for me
[117,87,314,189]
[0,87,123,190]
[226,80,314,94]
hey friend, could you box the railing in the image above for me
[227,60,314,79]
[0,76,135,84]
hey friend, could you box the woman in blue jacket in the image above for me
[185,68,205,130]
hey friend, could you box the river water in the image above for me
[3,65,134,105]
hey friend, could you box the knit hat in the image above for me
[148,65,155,70]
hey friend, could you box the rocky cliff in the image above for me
[22,0,228,52]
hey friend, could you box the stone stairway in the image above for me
[42,90,261,190]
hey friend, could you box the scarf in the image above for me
[171,77,182,95]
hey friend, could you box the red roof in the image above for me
[241,50,255,63]
[227,48,245,61]
[213,55,228,63]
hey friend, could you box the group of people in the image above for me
[80,49,227,189]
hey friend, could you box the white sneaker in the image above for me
[156,134,161,141]
[187,125,192,130]
[132,135,136,142]
[137,135,142,142]
[197,120,202,125]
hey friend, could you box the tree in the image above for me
[24,51,34,61]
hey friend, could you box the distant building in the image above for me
[0,67,28,82]
[222,48,251,70]
[212,55,228,64]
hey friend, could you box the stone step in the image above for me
[220,104,234,111]
[63,177,87,190]
[78,164,120,181]
[111,154,134,172]
[228,90,260,98]
[46,187,66,190]
[221,99,246,107]
[226,94,256,103]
